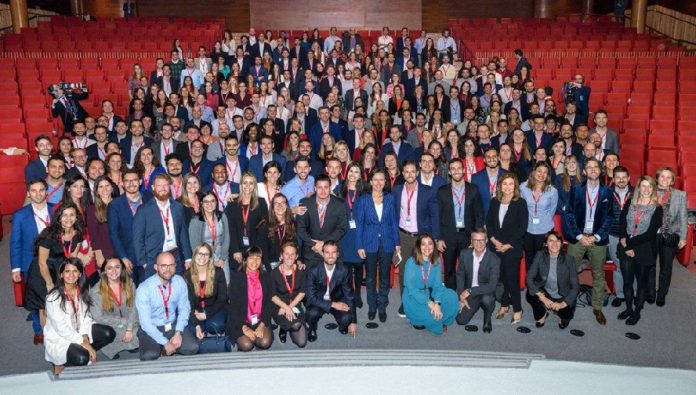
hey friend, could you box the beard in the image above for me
[155,188,171,201]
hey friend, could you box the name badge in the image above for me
[250,314,259,325]
[242,236,250,247]
[164,323,172,332]
[405,216,411,223]
[456,220,464,228]
[323,294,331,301]
[532,217,540,225]
[349,220,356,229]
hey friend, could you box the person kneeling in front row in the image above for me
[136,252,200,360]
[525,231,579,329]
[456,228,500,333]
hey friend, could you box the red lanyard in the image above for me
[159,206,171,236]
[420,262,432,288]
[62,234,74,258]
[226,159,238,181]
[535,133,542,148]
[325,273,332,291]
[281,267,296,298]
[317,201,327,228]
[532,190,542,216]
[552,157,562,169]
[46,182,64,202]
[199,280,206,309]
[98,145,107,159]
[213,183,230,209]
[659,188,671,205]
[613,191,631,210]
[276,224,286,242]
[158,283,173,319]
[466,159,476,176]
[241,203,250,235]
[249,275,261,317]
[110,283,123,318]
[127,198,141,215]
[586,188,599,220]
[33,210,50,228]
[452,185,466,218]
[264,182,275,202]
[340,162,348,181]
[389,175,397,189]
[190,161,201,175]
[142,167,153,190]
[513,149,522,161]
[488,175,497,195]
[405,185,416,217]
[206,215,217,247]
[163,141,171,156]
[632,207,649,236]
[65,288,81,330]
[171,180,182,199]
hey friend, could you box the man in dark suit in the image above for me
[342,28,364,52]
[392,161,440,317]
[437,159,484,290]
[379,126,415,166]
[120,119,154,167]
[503,88,530,121]
[49,84,89,134]
[11,179,54,342]
[152,123,180,166]
[297,175,347,267]
[108,169,152,284]
[290,37,308,67]
[304,241,357,341]
[566,74,591,125]
[527,114,553,154]
[182,139,214,186]
[471,147,506,220]
[344,77,368,114]
[132,173,192,279]
[250,35,272,60]
[563,158,614,325]
[456,228,501,333]
[248,56,269,87]
[232,47,251,80]
[308,107,343,158]
[513,49,532,76]
[404,67,428,100]
[25,135,52,184]
[248,135,286,181]
[319,65,342,100]
[156,65,179,97]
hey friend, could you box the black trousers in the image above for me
[496,248,524,312]
[650,237,678,299]
[65,324,116,366]
[622,258,653,312]
[523,233,547,269]
[456,293,495,325]
[305,305,353,330]
[526,290,575,322]
[137,321,200,361]
[442,231,471,290]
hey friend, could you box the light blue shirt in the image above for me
[180,67,204,90]
[46,181,64,205]
[136,274,190,345]
[281,175,316,208]
[324,35,340,54]
[520,181,559,235]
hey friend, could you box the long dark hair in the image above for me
[98,258,135,311]
[196,191,223,222]
[63,176,89,214]
[341,162,366,197]
[51,258,93,314]
[264,193,296,243]
[36,202,85,252]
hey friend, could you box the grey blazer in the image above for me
[663,189,688,240]
[456,248,501,298]
[526,251,579,308]
[188,214,230,263]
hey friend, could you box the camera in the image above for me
[49,82,88,99]
[563,81,578,103]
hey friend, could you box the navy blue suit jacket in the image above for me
[379,141,414,166]
[118,135,154,165]
[24,159,46,185]
[10,203,54,273]
[391,183,440,239]
[354,193,400,253]
[108,192,152,264]
[182,158,214,186]
[214,156,250,177]
[201,181,240,195]
[563,182,614,246]
[471,168,507,220]
[308,122,343,158]
[248,153,287,181]
[526,131,553,154]
[418,174,446,191]
[132,198,192,272]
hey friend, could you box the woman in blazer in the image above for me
[270,242,307,347]
[486,172,529,323]
[189,192,231,283]
[225,172,268,270]
[355,167,400,322]
[256,193,297,272]
[226,247,274,352]
[525,231,579,329]
[184,243,228,342]
[619,176,664,325]
[653,167,688,306]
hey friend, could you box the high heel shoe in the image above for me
[511,311,523,325]
[535,312,548,328]
[496,307,509,320]
[278,329,287,343]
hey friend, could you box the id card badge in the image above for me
[242,236,250,247]
[250,314,259,325]
[532,217,540,225]
[323,294,331,301]
[349,219,356,229]
[405,216,411,223]
[164,323,172,332]
[456,220,464,229]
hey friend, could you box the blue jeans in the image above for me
[365,241,392,313]
[187,308,227,336]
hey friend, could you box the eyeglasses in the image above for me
[197,252,211,257]
[157,264,176,269]
[202,200,217,204]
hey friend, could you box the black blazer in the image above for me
[618,203,663,266]
[436,182,484,238]
[305,262,356,323]
[456,248,501,297]
[183,267,227,327]
[225,199,269,267]
[156,76,180,94]
[226,270,273,340]
[526,251,579,308]
[296,195,347,264]
[255,221,295,271]
[485,198,529,253]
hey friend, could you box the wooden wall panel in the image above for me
[422,0,534,31]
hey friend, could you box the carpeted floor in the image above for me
[1,215,695,376]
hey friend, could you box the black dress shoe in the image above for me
[483,321,492,333]
[413,325,426,330]
[307,329,318,342]
[626,311,641,325]
[338,326,348,335]
[656,295,665,307]
[379,312,387,323]
[611,298,624,307]
[535,312,549,328]
[355,298,363,309]
[617,309,633,320]
[558,319,570,329]
[112,353,121,360]
[646,296,656,304]
[278,329,287,343]
[368,311,376,320]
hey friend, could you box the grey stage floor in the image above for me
[1,215,695,376]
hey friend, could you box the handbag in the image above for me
[13,274,26,307]
[661,232,680,249]
[198,334,232,353]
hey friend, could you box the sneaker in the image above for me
[397,305,406,318]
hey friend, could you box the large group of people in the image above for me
[10,24,689,376]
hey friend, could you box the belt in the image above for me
[399,228,418,237]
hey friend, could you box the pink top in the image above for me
[246,271,263,324]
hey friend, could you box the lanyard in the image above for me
[65,288,81,330]
[659,188,671,206]
[389,175,397,189]
[317,201,327,228]
[276,224,286,242]
[162,141,171,157]
[97,145,107,160]
[452,185,465,218]
[420,262,432,288]
[632,207,649,236]
[340,162,348,180]
[158,283,173,319]
[281,267,296,298]
[613,191,631,210]
[199,280,206,309]
[62,234,74,258]
[226,159,238,182]
[142,167,154,190]
[127,197,141,215]
[33,209,50,228]
[488,175,497,195]
[110,283,123,318]
[213,183,230,210]
[46,182,64,202]
[206,215,217,247]
[405,185,416,217]
[158,206,171,236]
[171,179,182,199]
[532,190,542,216]
[586,187,599,222]
[241,203,250,235]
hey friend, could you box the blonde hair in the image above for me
[98,259,135,312]
[189,243,216,297]
[240,172,260,211]
[632,176,659,206]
